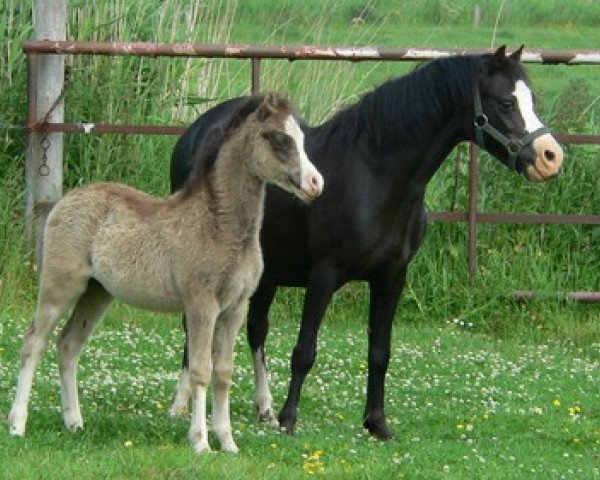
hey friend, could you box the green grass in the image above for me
[0,301,598,478]
[1,1,599,478]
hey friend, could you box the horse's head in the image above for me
[248,92,323,201]
[474,45,563,182]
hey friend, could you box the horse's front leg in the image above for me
[278,262,338,434]
[247,280,277,423]
[211,300,248,453]
[363,267,407,440]
[185,296,219,453]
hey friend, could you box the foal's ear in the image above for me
[256,94,278,121]
[509,45,524,62]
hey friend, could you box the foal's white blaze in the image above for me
[513,79,564,181]
[284,115,324,199]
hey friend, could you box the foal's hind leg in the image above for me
[57,279,112,432]
[211,300,248,453]
[9,269,90,436]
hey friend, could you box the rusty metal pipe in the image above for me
[467,142,478,285]
[21,40,600,65]
[513,291,600,303]
[251,58,260,94]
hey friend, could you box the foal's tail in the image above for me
[32,200,58,269]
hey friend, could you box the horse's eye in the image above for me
[499,99,516,111]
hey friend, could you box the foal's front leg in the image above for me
[211,300,248,453]
[185,297,219,453]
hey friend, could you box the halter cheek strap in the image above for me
[473,84,550,170]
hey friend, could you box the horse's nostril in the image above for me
[544,150,556,162]
[310,175,321,193]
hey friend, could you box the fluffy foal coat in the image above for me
[8,93,323,453]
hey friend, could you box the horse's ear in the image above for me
[484,45,508,72]
[510,45,524,62]
[493,45,507,62]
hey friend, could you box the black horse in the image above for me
[169,46,563,440]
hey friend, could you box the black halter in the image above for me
[473,83,550,170]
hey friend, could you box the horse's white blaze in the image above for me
[514,79,564,180]
[284,115,324,198]
[513,80,545,133]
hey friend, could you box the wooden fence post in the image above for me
[25,0,66,263]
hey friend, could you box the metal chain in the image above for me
[37,64,71,177]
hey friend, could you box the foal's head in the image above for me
[242,93,323,201]
[474,45,563,182]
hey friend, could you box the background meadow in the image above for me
[0,1,599,478]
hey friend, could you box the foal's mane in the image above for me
[180,94,269,198]
[320,54,525,150]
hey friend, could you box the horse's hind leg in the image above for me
[169,314,191,417]
[9,268,90,436]
[211,300,248,453]
[57,279,112,432]
[247,280,277,424]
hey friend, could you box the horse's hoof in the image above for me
[363,416,394,440]
[277,412,296,435]
[255,404,277,425]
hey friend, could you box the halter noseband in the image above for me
[473,83,550,170]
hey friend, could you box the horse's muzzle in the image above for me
[524,133,564,182]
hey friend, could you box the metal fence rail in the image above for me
[21,40,600,300]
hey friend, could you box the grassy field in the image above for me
[0,1,599,478]
[0,302,598,478]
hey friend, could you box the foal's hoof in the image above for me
[363,416,394,440]
[168,404,189,418]
[192,440,213,454]
[63,411,84,432]
[8,410,26,437]
[8,422,26,437]
[220,440,240,453]
[65,421,84,433]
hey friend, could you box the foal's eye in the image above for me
[499,98,516,111]
[262,130,293,152]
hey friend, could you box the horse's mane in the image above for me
[318,54,525,151]
[180,94,269,198]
